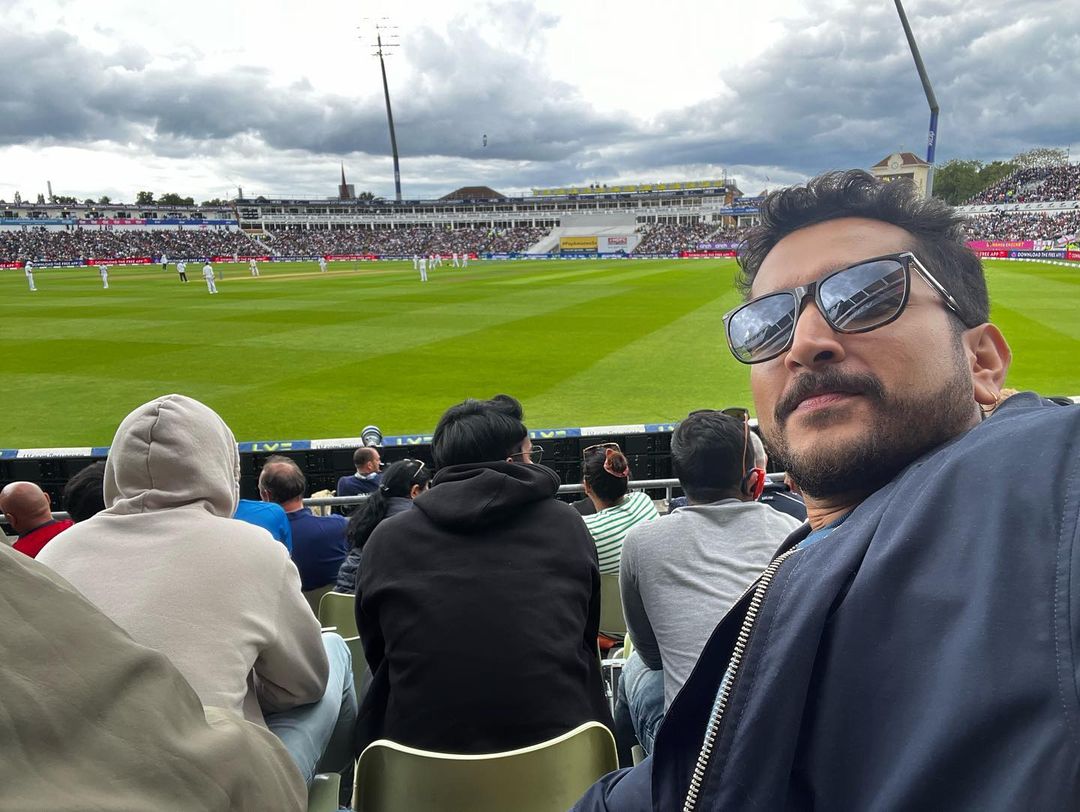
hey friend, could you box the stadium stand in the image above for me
[263,225,548,257]
[965,162,1080,205]
[961,211,1080,242]
[634,222,726,254]
[0,227,261,263]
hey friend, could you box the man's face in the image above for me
[749,217,982,500]
[366,451,382,473]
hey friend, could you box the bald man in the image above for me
[0,482,74,558]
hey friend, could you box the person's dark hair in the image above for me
[346,459,431,551]
[737,170,988,328]
[63,461,107,522]
[431,393,528,468]
[353,447,378,469]
[671,412,752,503]
[583,446,631,505]
[258,455,306,503]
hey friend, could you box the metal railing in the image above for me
[2,478,688,527]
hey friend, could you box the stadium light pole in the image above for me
[894,0,940,198]
[367,21,403,202]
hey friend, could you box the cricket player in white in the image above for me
[249,259,260,277]
[462,252,468,268]
[177,260,188,282]
[24,260,36,291]
[452,252,460,268]
[413,255,419,271]
[319,257,328,273]
[161,254,168,271]
[99,264,109,289]
[203,262,218,294]
[418,256,428,282]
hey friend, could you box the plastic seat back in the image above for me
[353,721,617,812]
[318,591,359,638]
[598,573,626,636]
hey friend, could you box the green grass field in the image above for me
[2,257,1078,448]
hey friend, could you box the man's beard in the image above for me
[763,353,978,501]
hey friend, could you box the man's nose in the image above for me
[784,300,846,371]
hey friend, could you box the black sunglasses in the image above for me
[722,252,963,365]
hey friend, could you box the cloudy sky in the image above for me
[1,0,1076,203]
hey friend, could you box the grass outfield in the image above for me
[2,257,1078,448]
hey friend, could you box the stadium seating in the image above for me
[262,226,548,258]
[318,592,359,638]
[599,574,627,638]
[307,773,341,812]
[966,162,1080,205]
[961,210,1080,242]
[0,228,260,263]
[351,721,618,812]
[305,584,334,616]
[342,636,369,702]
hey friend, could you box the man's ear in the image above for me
[964,323,1012,407]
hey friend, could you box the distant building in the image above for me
[871,152,932,197]
[338,165,355,200]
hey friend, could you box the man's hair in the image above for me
[353,447,378,469]
[431,394,528,469]
[63,461,107,522]
[671,412,753,503]
[258,455,306,504]
[737,170,988,328]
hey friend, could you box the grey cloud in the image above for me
[2,0,1075,201]
[0,19,630,165]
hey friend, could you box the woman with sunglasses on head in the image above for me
[582,444,660,575]
[334,459,432,595]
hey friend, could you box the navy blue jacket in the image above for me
[575,393,1080,810]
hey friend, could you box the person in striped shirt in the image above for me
[581,443,659,574]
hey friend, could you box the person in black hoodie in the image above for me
[355,394,612,754]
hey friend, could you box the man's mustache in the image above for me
[775,370,886,423]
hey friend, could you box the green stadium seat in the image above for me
[307,772,340,812]
[342,635,369,701]
[599,573,626,637]
[318,591,359,638]
[304,584,333,617]
[351,721,618,812]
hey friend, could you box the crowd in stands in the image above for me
[264,225,548,257]
[0,226,260,263]
[1,387,804,807]
[965,162,1080,204]
[8,172,1080,809]
[962,210,1080,242]
[633,222,737,253]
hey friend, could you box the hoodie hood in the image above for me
[414,461,560,531]
[103,394,240,517]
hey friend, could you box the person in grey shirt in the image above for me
[618,410,803,753]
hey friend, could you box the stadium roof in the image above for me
[440,186,506,200]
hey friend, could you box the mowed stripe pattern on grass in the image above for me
[2,257,1077,448]
[1,259,743,447]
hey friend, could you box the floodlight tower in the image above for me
[894,0,939,198]
[364,19,403,202]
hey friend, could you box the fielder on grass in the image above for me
[203,262,218,294]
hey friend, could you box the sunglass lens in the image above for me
[726,292,798,363]
[819,260,906,332]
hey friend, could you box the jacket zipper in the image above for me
[682,546,801,812]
